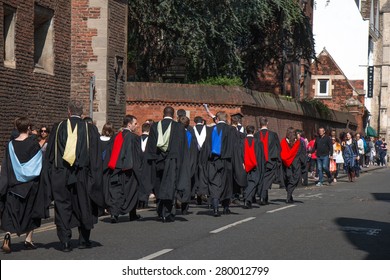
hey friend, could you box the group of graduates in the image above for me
[0,100,307,254]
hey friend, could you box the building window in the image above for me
[317,79,329,96]
[3,4,16,68]
[34,4,54,74]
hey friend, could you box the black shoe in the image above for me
[162,214,175,223]
[260,199,269,206]
[286,199,294,204]
[223,207,231,215]
[213,209,220,217]
[1,233,11,254]
[24,241,37,250]
[181,203,189,215]
[129,213,142,221]
[196,196,202,205]
[328,177,333,185]
[110,215,119,223]
[62,242,72,252]
[78,240,92,249]
[243,200,252,209]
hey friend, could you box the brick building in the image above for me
[0,0,128,159]
[0,0,72,157]
[310,48,366,133]
[71,0,128,130]
[254,0,314,100]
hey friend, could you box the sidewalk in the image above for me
[304,164,385,187]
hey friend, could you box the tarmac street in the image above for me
[1,166,389,260]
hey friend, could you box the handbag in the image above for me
[335,152,344,164]
[329,159,337,172]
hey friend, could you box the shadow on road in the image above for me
[335,217,390,259]
[371,193,390,203]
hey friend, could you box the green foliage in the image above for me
[197,76,243,86]
[302,98,332,119]
[128,0,316,84]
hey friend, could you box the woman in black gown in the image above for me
[0,117,45,253]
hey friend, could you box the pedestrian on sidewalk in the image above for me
[314,127,333,186]
[331,137,342,182]
[342,132,359,182]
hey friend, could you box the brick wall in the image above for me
[70,0,98,112]
[0,0,71,159]
[125,82,358,140]
[106,0,127,130]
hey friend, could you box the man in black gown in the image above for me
[144,106,186,222]
[254,117,281,205]
[44,100,104,252]
[206,111,239,216]
[104,115,142,223]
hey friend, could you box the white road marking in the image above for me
[139,249,173,260]
[210,217,256,234]
[266,205,296,213]
[298,193,323,198]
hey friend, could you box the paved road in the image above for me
[1,166,389,260]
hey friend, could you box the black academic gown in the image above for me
[254,129,281,200]
[43,117,103,243]
[193,124,212,197]
[0,137,47,235]
[177,127,198,204]
[242,136,265,201]
[138,134,150,204]
[206,122,239,203]
[103,129,142,217]
[144,118,186,216]
[281,140,307,201]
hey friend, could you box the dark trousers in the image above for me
[244,169,260,201]
[53,179,96,244]
[258,162,277,200]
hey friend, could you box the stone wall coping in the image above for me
[125,82,357,125]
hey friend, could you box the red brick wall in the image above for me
[106,0,127,129]
[126,102,241,134]
[0,0,71,158]
[70,0,98,112]
[125,83,357,139]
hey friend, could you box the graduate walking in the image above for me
[44,100,104,252]
[254,117,281,205]
[104,115,142,223]
[242,125,265,209]
[0,117,47,253]
[206,111,239,216]
[280,127,307,203]
[144,106,186,223]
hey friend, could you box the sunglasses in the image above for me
[40,130,48,133]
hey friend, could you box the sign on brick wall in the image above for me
[367,66,374,98]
